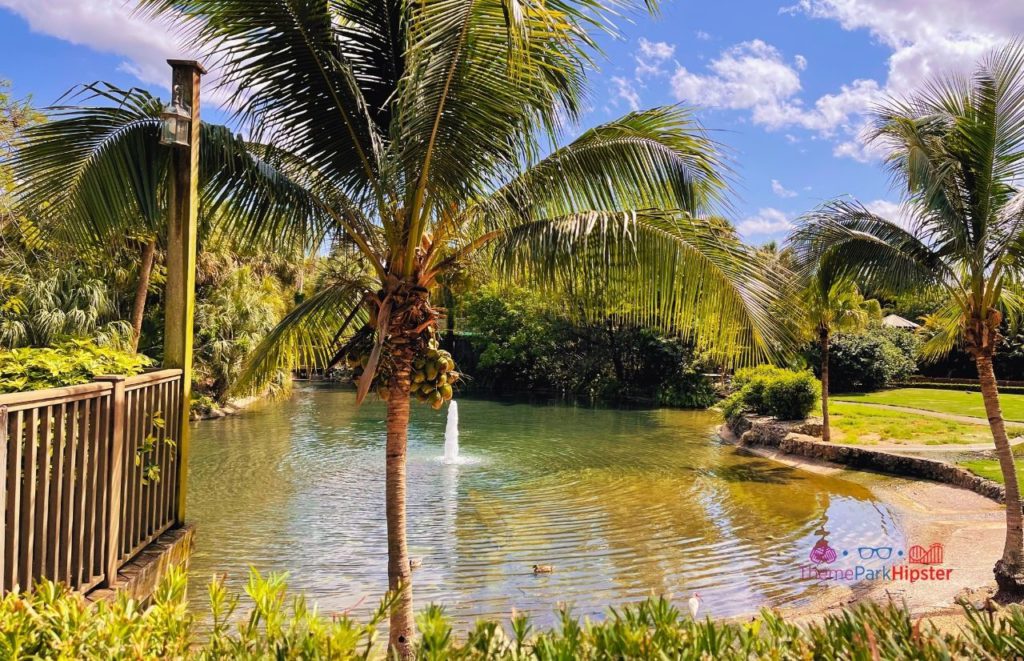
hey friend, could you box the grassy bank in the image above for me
[827,401,1024,446]
[834,387,1024,422]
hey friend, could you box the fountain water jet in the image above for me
[444,400,459,464]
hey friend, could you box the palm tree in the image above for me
[11,83,314,353]
[799,274,877,441]
[789,42,1024,594]
[16,2,792,652]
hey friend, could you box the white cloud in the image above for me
[781,0,1024,160]
[737,207,793,236]
[611,76,641,111]
[671,40,805,129]
[864,199,917,229]
[0,0,232,106]
[669,40,883,135]
[0,1,184,87]
[771,179,798,198]
[695,30,712,41]
[635,38,676,78]
[794,54,808,71]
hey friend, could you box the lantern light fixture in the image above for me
[159,84,192,148]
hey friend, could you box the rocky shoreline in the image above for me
[725,413,1008,505]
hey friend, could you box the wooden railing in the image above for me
[0,369,184,594]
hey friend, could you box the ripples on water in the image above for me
[186,386,903,626]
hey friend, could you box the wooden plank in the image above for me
[123,369,183,389]
[98,377,125,583]
[0,382,110,411]
[123,389,138,560]
[46,403,66,578]
[59,403,76,585]
[84,395,102,584]
[70,399,89,589]
[18,407,38,589]
[32,405,52,581]
[0,406,7,589]
[4,410,21,591]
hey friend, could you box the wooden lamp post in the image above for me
[162,59,205,527]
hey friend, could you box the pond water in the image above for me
[186,385,903,625]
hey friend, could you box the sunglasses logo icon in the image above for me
[857,546,893,560]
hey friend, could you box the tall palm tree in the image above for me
[799,274,877,441]
[789,42,1024,594]
[17,1,792,652]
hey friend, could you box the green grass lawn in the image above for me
[827,401,1024,446]
[958,444,1024,484]
[833,387,1024,422]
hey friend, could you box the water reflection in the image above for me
[186,386,903,626]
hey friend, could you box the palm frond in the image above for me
[396,0,659,271]
[137,0,387,206]
[233,274,369,395]
[489,209,796,364]
[12,82,168,243]
[478,106,728,228]
[788,200,956,304]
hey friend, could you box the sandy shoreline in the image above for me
[718,425,1004,625]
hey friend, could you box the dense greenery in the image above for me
[5,568,1024,659]
[721,365,819,421]
[457,285,717,407]
[805,326,919,393]
[0,340,150,392]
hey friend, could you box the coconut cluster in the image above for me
[411,339,459,409]
[344,336,460,408]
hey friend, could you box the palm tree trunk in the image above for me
[820,326,830,442]
[976,353,1024,594]
[385,366,415,657]
[129,238,157,352]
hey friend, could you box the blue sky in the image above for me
[2,0,1022,243]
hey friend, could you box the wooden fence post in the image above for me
[163,60,205,527]
[95,376,125,587]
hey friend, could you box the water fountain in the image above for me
[444,400,460,464]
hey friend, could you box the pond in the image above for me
[186,385,903,625]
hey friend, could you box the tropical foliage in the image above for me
[457,283,717,407]
[797,274,879,440]
[720,364,819,422]
[6,568,1024,660]
[806,326,920,393]
[0,339,150,392]
[49,1,795,650]
[788,41,1024,592]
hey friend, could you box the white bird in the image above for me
[688,592,703,619]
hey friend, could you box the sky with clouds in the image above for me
[1,0,1023,243]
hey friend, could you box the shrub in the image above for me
[723,365,819,421]
[0,339,150,393]
[807,326,919,392]
[5,568,1024,659]
[763,370,818,420]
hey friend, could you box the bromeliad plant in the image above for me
[14,1,793,653]
[788,41,1024,594]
